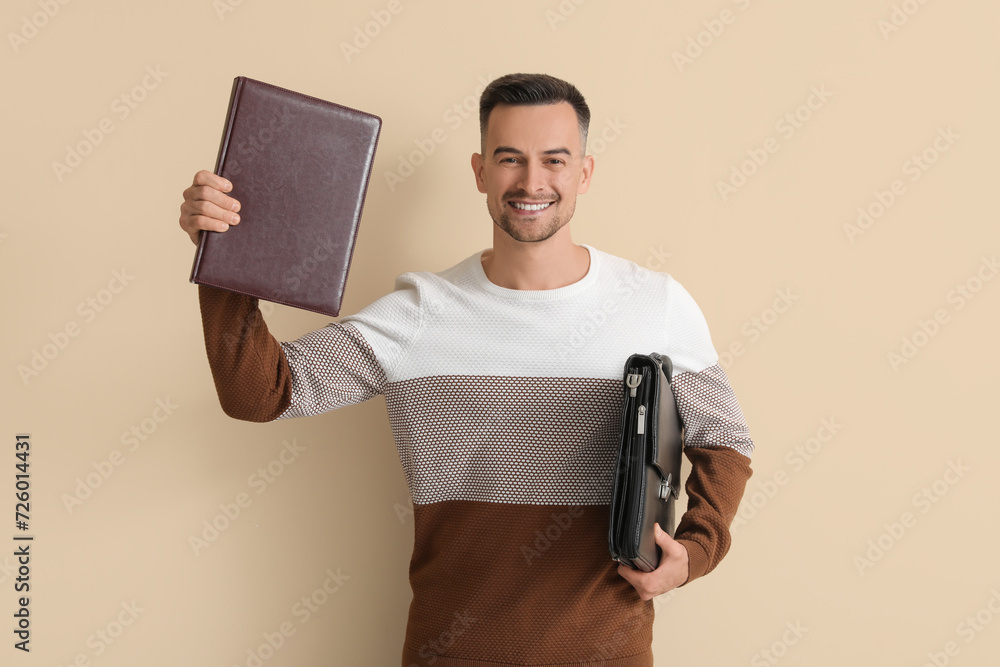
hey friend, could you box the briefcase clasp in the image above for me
[659,474,673,500]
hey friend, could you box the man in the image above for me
[179,73,754,666]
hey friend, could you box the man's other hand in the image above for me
[616,522,689,600]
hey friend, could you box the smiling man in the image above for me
[473,97,594,293]
[180,73,755,666]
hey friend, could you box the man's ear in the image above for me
[471,152,487,193]
[577,154,595,195]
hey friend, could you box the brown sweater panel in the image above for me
[673,444,753,586]
[197,284,293,422]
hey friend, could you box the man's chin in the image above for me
[495,218,562,244]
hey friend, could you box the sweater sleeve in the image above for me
[197,283,394,422]
[671,366,754,586]
[272,271,424,418]
[197,284,293,422]
[662,276,755,586]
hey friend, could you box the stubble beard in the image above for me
[488,194,575,243]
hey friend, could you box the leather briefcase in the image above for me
[608,352,684,572]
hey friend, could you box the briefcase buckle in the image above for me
[659,474,673,500]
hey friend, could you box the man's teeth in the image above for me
[511,201,552,211]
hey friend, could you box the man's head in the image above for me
[472,73,594,244]
[478,73,591,154]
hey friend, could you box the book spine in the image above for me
[190,76,246,284]
[336,117,382,313]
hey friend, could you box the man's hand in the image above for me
[616,522,689,601]
[179,170,241,245]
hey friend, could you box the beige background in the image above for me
[3,0,999,665]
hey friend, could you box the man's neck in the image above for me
[480,227,590,290]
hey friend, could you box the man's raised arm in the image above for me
[198,284,293,421]
[179,169,294,421]
[181,169,395,423]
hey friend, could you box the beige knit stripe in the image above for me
[384,368,754,505]
[278,322,388,419]
[384,375,623,505]
[672,363,755,458]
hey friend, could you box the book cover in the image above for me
[189,76,382,317]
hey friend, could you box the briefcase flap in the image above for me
[649,353,683,499]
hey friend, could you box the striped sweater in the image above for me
[197,244,754,666]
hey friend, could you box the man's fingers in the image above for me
[182,212,229,233]
[182,197,241,227]
[179,200,238,246]
[179,213,225,245]
[180,170,241,245]
[186,170,240,217]
[184,183,241,217]
[192,168,232,193]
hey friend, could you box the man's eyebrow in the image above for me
[493,146,523,156]
[492,146,573,157]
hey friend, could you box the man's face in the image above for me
[471,102,594,244]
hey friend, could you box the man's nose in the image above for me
[516,161,547,195]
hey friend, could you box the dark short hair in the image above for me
[479,73,591,153]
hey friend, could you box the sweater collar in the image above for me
[469,244,599,301]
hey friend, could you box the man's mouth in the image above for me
[508,201,554,212]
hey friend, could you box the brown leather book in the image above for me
[189,76,382,317]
